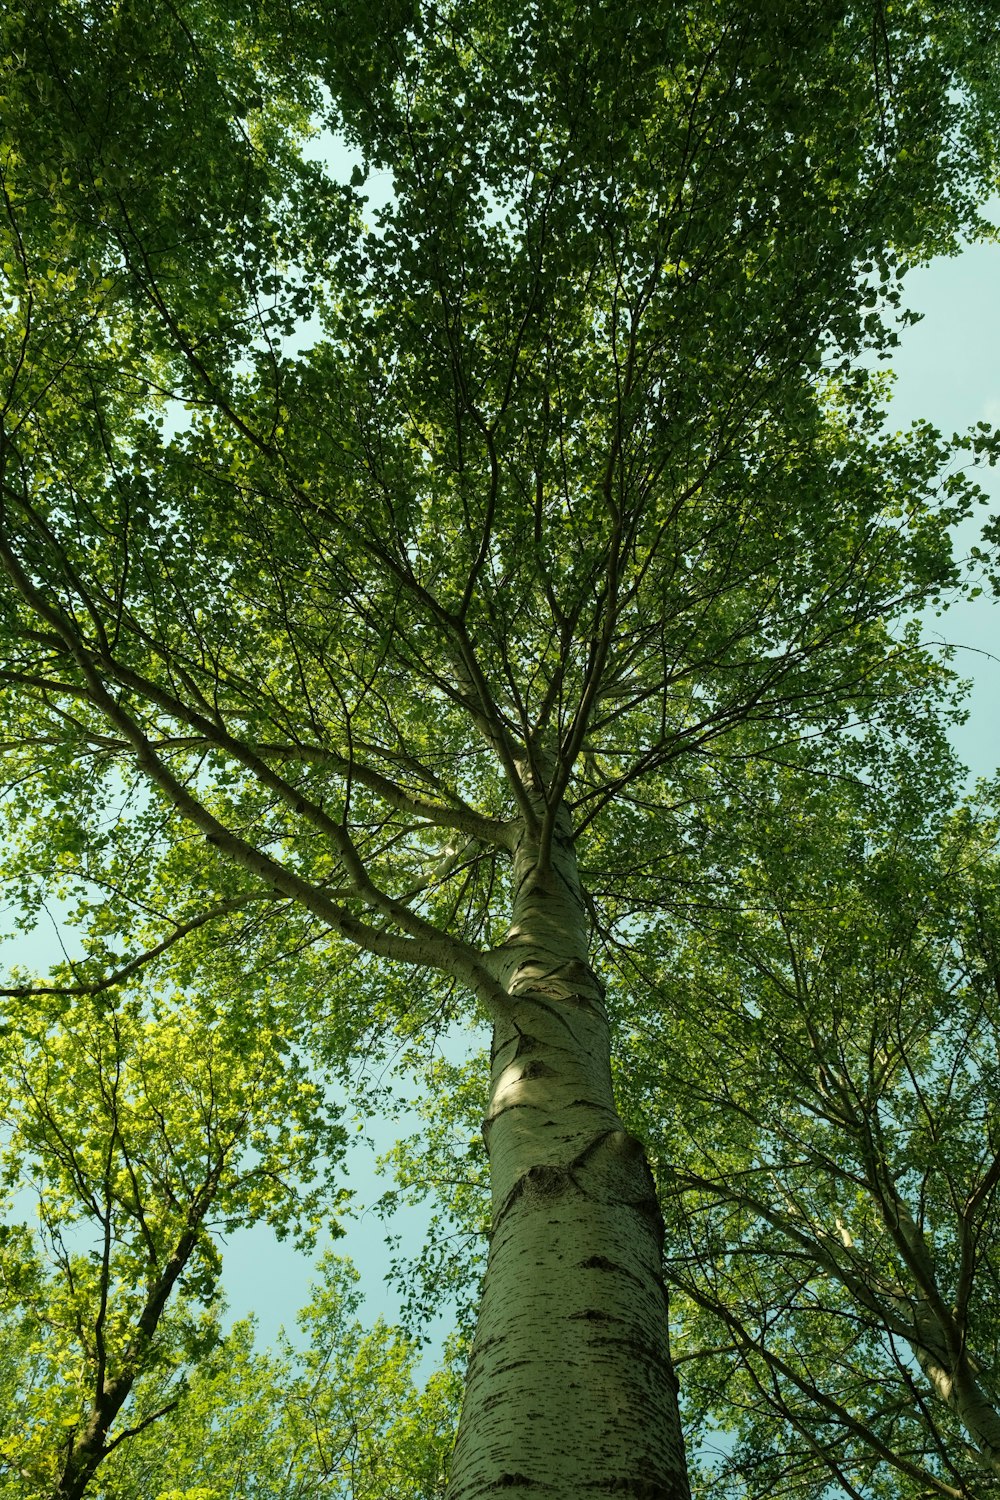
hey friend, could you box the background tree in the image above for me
[0,970,347,1500]
[630,777,1000,1500]
[108,1260,461,1500]
[1,1245,461,1500]
[2,2,1000,1495]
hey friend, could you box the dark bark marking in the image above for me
[582,1479,682,1498]
[523,1163,569,1197]
[629,1191,666,1255]
[495,1162,571,1224]
[570,1128,620,1169]
[482,1364,532,1410]
[514,986,596,1018]
[553,956,606,997]
[518,1058,556,1079]
[481,1099,549,1139]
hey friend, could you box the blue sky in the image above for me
[881,236,1000,785]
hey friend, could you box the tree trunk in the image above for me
[909,1304,1000,1479]
[446,812,690,1500]
[52,1226,201,1499]
[882,1199,1000,1478]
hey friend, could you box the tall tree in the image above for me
[1,3,999,1494]
[363,770,1000,1500]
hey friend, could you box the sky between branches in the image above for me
[214,223,1000,1349]
[2,212,999,1359]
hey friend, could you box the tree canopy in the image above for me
[2,2,1000,1496]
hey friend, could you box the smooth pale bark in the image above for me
[878,1192,1000,1477]
[447,810,690,1500]
[907,1303,1000,1479]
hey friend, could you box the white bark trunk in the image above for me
[447,813,690,1500]
[908,1303,1000,1477]
[884,1201,1000,1475]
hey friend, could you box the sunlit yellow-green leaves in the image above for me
[0,974,347,1495]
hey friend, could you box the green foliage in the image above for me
[0,1253,461,1499]
[616,775,1000,1498]
[0,973,348,1497]
[107,1257,462,1500]
[376,1051,491,1340]
[1,0,1000,1493]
